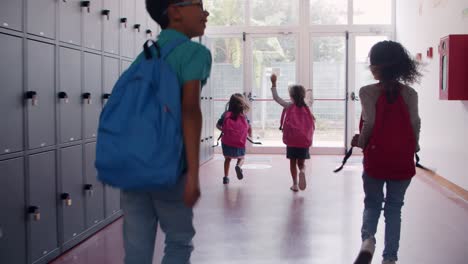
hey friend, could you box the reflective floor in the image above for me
[50,155,468,264]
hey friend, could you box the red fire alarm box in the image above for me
[439,35,468,100]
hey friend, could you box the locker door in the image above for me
[0,158,26,264]
[120,0,135,58]
[105,186,120,217]
[84,143,104,228]
[59,0,82,45]
[134,0,147,56]
[27,0,55,39]
[84,52,102,139]
[83,0,103,50]
[27,40,55,149]
[0,0,23,31]
[103,57,119,95]
[60,146,85,243]
[28,151,58,262]
[59,47,82,143]
[102,0,119,54]
[0,34,23,154]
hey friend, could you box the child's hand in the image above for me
[183,173,201,208]
[270,74,277,85]
[351,134,360,147]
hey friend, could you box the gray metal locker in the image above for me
[0,0,23,31]
[0,157,26,264]
[84,143,104,228]
[27,0,55,39]
[105,185,120,217]
[102,0,119,54]
[120,0,135,58]
[59,0,82,45]
[83,0,103,50]
[59,47,82,143]
[27,40,55,149]
[60,145,85,243]
[134,0,147,56]
[28,151,58,262]
[84,52,102,139]
[103,56,119,95]
[0,34,23,154]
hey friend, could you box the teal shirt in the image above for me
[133,29,212,87]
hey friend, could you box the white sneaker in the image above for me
[382,260,396,264]
[354,237,376,264]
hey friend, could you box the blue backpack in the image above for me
[95,39,188,190]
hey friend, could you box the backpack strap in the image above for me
[333,147,354,173]
[279,108,287,130]
[142,38,188,60]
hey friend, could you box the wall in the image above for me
[396,0,468,189]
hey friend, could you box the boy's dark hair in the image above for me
[289,85,307,107]
[226,93,250,119]
[146,0,182,29]
[369,40,422,103]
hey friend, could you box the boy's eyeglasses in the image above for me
[164,0,206,14]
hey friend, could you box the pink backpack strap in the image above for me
[279,107,287,130]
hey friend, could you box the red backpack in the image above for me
[280,105,315,148]
[221,111,249,148]
[362,93,416,180]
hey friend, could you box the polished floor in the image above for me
[50,155,468,264]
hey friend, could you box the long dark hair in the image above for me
[226,93,250,119]
[289,85,307,107]
[369,40,422,103]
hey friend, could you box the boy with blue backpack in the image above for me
[95,0,211,263]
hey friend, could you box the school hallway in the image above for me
[49,154,468,264]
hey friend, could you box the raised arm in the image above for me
[270,74,292,108]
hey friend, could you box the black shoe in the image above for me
[235,165,243,180]
[223,176,229,184]
[354,251,373,264]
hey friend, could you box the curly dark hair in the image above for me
[289,85,307,108]
[369,40,422,103]
[226,93,250,119]
[146,0,182,29]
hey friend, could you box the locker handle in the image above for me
[28,206,41,221]
[84,184,94,196]
[134,24,141,32]
[120,18,127,28]
[102,9,110,20]
[61,193,73,206]
[58,92,69,103]
[209,136,213,139]
[81,1,91,13]
[201,139,204,142]
[210,97,213,100]
[205,137,209,140]
[82,92,92,104]
[25,91,38,106]
[146,29,152,37]
[102,93,111,102]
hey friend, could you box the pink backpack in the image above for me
[280,105,315,148]
[221,111,249,148]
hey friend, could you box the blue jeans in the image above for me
[361,172,411,262]
[121,178,195,264]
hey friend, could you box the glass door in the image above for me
[347,33,391,150]
[246,34,298,153]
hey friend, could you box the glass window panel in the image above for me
[311,36,346,99]
[310,0,347,25]
[250,0,299,26]
[205,0,246,26]
[353,0,392,24]
[252,36,296,100]
[354,36,388,133]
[312,100,345,147]
[250,101,284,147]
